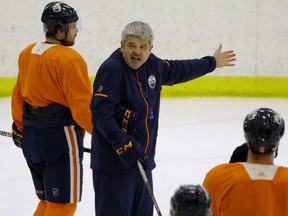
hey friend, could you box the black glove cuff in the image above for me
[12,122,23,148]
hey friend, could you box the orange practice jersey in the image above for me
[12,42,93,134]
[203,162,288,216]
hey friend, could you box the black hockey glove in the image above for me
[229,143,248,163]
[12,122,23,148]
[114,105,137,135]
[112,137,146,169]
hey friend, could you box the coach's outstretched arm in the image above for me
[213,44,236,68]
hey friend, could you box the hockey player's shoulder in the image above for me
[20,42,38,55]
[207,162,243,175]
[53,45,81,56]
[49,45,85,63]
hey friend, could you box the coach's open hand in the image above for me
[213,44,236,68]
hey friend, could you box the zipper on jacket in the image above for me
[136,69,150,156]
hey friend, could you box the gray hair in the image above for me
[121,21,154,45]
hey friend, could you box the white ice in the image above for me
[1,97,288,215]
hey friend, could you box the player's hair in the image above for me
[121,21,154,45]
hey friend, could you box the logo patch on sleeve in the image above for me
[98,86,104,92]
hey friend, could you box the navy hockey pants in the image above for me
[93,170,153,216]
[22,125,84,203]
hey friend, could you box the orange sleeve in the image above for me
[203,163,249,216]
[11,48,30,132]
[57,56,93,134]
[11,77,24,131]
[203,165,224,216]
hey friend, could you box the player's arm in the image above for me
[60,57,93,134]
[11,77,24,148]
[11,78,24,131]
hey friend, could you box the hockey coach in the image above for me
[90,20,236,216]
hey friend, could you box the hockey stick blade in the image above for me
[0,130,91,153]
[137,160,162,216]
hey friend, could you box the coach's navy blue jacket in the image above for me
[90,48,216,172]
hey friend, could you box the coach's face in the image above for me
[121,35,153,69]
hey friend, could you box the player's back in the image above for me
[18,42,86,107]
[203,162,288,216]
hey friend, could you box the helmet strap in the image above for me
[274,148,278,158]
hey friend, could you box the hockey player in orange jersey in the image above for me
[203,107,288,216]
[11,2,92,216]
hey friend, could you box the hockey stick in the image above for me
[0,130,91,153]
[137,160,162,216]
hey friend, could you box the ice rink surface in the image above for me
[1,96,288,215]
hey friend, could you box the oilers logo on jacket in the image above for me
[91,48,216,172]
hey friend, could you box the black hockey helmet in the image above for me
[170,185,211,216]
[41,1,78,34]
[243,107,285,154]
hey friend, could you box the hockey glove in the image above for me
[229,143,248,163]
[114,105,137,135]
[12,122,23,148]
[112,137,146,169]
